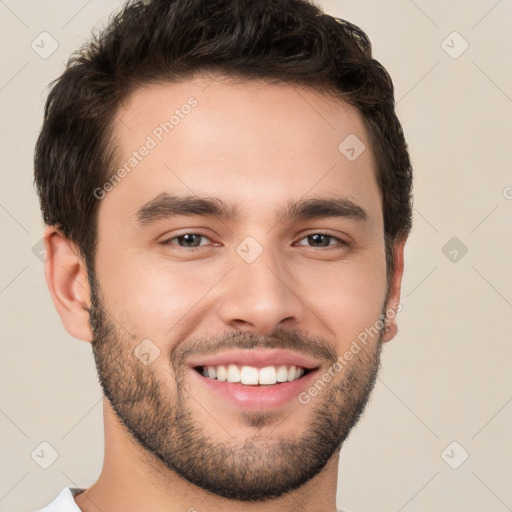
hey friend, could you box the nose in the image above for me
[215,248,307,336]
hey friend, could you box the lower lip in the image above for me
[190,368,319,411]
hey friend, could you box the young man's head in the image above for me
[34,0,412,507]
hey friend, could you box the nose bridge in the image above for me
[243,246,287,300]
[215,241,305,334]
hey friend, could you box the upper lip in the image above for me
[188,349,321,370]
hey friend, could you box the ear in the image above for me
[382,236,407,343]
[43,226,93,342]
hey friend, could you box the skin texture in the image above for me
[44,76,406,512]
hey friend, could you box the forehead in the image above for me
[100,76,382,230]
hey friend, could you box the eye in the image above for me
[295,233,347,249]
[160,233,212,249]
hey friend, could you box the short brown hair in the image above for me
[34,0,413,281]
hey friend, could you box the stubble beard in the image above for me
[88,271,384,502]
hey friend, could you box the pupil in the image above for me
[181,234,200,247]
[310,234,329,247]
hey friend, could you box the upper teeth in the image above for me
[202,364,305,385]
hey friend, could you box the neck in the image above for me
[74,399,340,512]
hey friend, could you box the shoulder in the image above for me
[35,487,85,512]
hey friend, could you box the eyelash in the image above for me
[159,232,348,250]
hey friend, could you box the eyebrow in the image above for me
[135,192,368,226]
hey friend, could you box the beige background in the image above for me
[1,1,511,511]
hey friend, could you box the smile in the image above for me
[195,364,310,386]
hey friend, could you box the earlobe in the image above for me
[382,237,407,343]
[43,226,93,342]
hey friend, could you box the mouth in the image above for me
[188,351,321,411]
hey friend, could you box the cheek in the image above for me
[293,255,387,345]
[96,252,220,335]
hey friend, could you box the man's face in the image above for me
[89,77,394,500]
